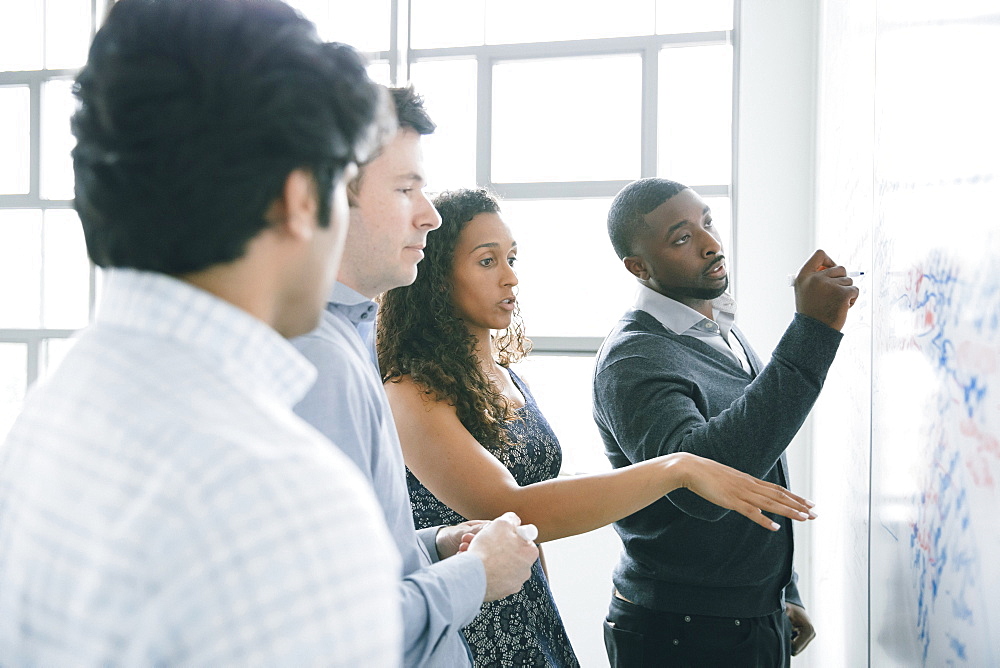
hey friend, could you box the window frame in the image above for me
[0,0,738,419]
[0,1,102,388]
[379,1,738,355]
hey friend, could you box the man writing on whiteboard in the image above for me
[594,178,859,667]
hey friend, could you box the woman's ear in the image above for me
[623,255,649,280]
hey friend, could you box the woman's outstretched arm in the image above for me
[385,376,815,544]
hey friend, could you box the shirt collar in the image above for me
[97,268,317,407]
[327,281,378,325]
[633,283,739,336]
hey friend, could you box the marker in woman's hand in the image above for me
[787,270,864,286]
[516,524,538,542]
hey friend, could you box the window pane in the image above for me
[500,198,635,338]
[45,0,92,70]
[411,0,485,49]
[410,59,478,191]
[656,0,733,34]
[41,336,77,381]
[0,210,43,328]
[512,355,610,474]
[0,343,28,442]
[485,0,654,44]
[367,61,391,86]
[286,0,390,53]
[0,86,31,195]
[43,209,91,329]
[41,79,77,201]
[493,55,641,183]
[703,195,732,258]
[658,44,732,186]
[0,4,43,71]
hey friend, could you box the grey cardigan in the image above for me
[593,310,842,617]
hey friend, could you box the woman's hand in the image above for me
[673,452,816,530]
[435,520,488,559]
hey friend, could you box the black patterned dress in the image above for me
[406,369,580,667]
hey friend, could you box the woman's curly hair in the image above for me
[377,188,531,454]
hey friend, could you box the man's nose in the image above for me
[698,228,721,256]
[415,191,441,230]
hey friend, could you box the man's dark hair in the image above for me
[72,0,391,274]
[607,178,689,259]
[390,86,436,135]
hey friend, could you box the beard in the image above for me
[667,276,729,301]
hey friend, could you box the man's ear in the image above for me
[267,169,318,242]
[623,255,649,280]
[346,169,363,208]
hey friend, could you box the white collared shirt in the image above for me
[0,269,402,665]
[634,283,752,373]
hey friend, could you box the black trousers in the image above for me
[604,595,792,668]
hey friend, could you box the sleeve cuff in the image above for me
[416,526,441,563]
[784,570,804,609]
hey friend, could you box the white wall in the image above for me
[732,3,821,663]
[546,2,825,666]
[544,526,621,667]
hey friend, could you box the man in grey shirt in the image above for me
[293,86,537,667]
[595,178,859,667]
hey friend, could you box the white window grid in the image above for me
[378,1,739,355]
[1,2,738,455]
[0,1,104,395]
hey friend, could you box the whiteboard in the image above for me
[809,2,876,665]
[870,6,1000,665]
[812,2,1000,665]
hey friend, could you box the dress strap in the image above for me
[504,367,534,409]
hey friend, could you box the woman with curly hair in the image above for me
[377,188,815,666]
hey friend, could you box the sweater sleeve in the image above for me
[595,313,842,521]
[784,569,805,609]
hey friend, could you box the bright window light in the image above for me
[0,3,44,72]
[44,0,92,70]
[0,210,43,328]
[658,44,733,186]
[499,198,635,338]
[410,59,479,190]
[42,209,91,329]
[0,86,31,195]
[41,79,77,201]
[492,54,642,183]
[512,355,611,474]
[485,0,654,44]
[655,0,733,34]
[285,0,391,53]
[411,0,486,49]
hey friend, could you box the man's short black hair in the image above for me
[607,178,689,259]
[72,0,391,274]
